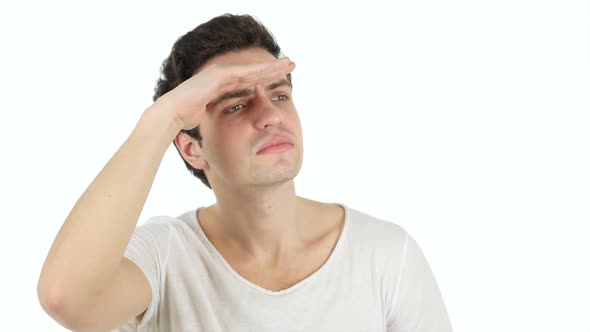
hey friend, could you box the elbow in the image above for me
[37,278,86,331]
[37,275,65,318]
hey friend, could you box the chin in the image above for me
[250,163,301,185]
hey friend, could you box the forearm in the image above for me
[38,104,183,311]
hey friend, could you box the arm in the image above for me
[37,105,183,330]
[386,233,453,332]
[37,57,295,331]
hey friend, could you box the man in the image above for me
[37,14,452,332]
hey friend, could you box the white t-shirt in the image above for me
[113,203,452,332]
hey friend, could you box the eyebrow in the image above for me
[210,78,292,106]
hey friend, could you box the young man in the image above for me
[37,14,452,332]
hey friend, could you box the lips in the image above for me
[257,134,294,154]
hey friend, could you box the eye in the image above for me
[272,94,289,102]
[224,104,245,114]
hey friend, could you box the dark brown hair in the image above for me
[153,14,291,189]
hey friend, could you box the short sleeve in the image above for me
[386,232,453,332]
[113,220,171,330]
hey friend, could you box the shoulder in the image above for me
[342,204,409,250]
[333,204,416,287]
[132,208,199,243]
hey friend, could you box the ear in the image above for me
[174,132,209,170]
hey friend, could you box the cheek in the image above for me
[210,127,248,160]
[288,110,302,134]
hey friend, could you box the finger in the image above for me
[255,61,295,85]
[236,58,294,85]
[215,58,294,95]
[238,57,291,80]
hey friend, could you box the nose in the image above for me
[252,85,283,130]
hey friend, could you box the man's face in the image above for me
[196,47,303,188]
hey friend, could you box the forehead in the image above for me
[198,47,278,73]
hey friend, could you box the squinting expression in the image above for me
[197,47,304,188]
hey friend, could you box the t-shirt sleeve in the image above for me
[386,231,453,332]
[113,220,171,331]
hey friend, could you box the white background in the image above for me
[0,0,588,331]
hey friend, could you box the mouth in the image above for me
[257,143,294,155]
[256,134,294,155]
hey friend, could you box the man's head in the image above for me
[153,14,302,191]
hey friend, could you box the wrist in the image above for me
[143,99,185,132]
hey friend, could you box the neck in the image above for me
[208,180,308,264]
